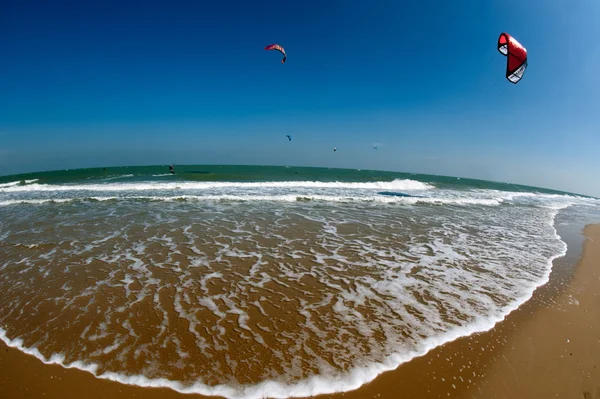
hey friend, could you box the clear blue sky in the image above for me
[1,0,599,196]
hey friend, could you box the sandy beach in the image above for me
[324,223,600,399]
[1,223,599,399]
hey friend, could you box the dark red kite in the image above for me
[265,44,286,63]
[497,33,528,84]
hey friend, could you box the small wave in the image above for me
[0,199,85,207]
[102,174,134,181]
[0,179,433,193]
[0,195,502,207]
[0,179,38,188]
[0,181,21,188]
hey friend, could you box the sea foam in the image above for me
[0,179,433,193]
[0,176,595,399]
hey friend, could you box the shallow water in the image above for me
[1,166,599,398]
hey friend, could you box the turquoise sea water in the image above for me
[0,164,584,196]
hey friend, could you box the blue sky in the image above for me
[1,0,599,196]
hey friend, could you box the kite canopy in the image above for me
[265,44,286,63]
[497,33,527,84]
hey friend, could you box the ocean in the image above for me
[0,165,599,399]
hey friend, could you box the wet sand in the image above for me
[1,224,599,399]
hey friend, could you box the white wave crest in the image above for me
[0,179,433,193]
[0,195,500,207]
[102,174,134,181]
[0,181,21,188]
[0,179,38,188]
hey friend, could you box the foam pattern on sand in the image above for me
[0,180,599,398]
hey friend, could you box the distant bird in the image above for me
[373,146,378,150]
[333,147,337,152]
[286,135,291,141]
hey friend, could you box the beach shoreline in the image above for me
[1,224,599,399]
[324,223,600,399]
